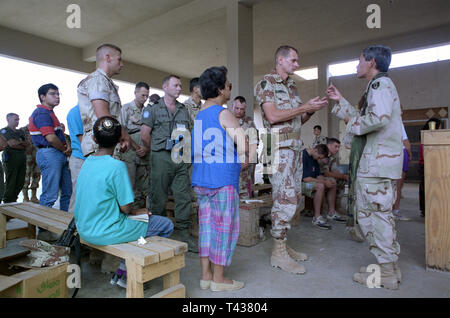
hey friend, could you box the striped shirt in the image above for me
[29,104,66,148]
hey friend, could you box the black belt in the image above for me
[37,145,52,149]
[128,129,140,135]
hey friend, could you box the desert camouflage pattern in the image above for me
[320,154,347,213]
[19,239,70,268]
[20,126,41,191]
[238,116,258,198]
[310,135,327,148]
[269,148,303,239]
[355,177,400,263]
[184,96,202,126]
[117,100,150,209]
[254,70,303,152]
[332,76,403,179]
[77,68,123,157]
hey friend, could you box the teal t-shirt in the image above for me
[74,155,147,245]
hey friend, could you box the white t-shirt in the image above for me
[401,123,408,149]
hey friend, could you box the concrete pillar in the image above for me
[317,62,332,138]
[226,0,254,117]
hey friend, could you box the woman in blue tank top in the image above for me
[192,66,248,292]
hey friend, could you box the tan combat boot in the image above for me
[271,238,306,274]
[353,262,399,290]
[22,189,29,202]
[359,261,401,283]
[286,244,308,262]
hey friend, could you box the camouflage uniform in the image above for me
[332,74,403,264]
[310,135,327,148]
[255,70,304,239]
[117,100,150,209]
[184,96,202,126]
[319,153,347,213]
[77,68,123,157]
[20,126,41,197]
[237,116,258,198]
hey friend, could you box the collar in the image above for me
[187,96,202,108]
[269,69,294,86]
[37,104,53,111]
[365,72,388,93]
[96,68,119,91]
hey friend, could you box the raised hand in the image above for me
[307,96,329,112]
[326,84,342,102]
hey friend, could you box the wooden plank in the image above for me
[0,238,29,262]
[81,239,159,266]
[163,270,180,289]
[0,275,22,292]
[150,284,185,298]
[139,254,184,283]
[146,237,187,255]
[125,259,144,298]
[129,239,174,261]
[6,227,29,241]
[11,203,72,224]
[424,140,450,271]
[422,129,450,146]
[0,206,67,234]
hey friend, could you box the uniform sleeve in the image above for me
[255,79,276,107]
[87,77,111,102]
[112,162,134,207]
[247,120,258,145]
[121,104,130,129]
[331,97,359,121]
[0,129,9,141]
[346,81,393,136]
[141,106,154,128]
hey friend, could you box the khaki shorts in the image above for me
[302,182,316,198]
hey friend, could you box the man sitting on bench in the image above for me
[302,144,345,230]
[74,116,174,288]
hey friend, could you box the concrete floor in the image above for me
[71,183,449,298]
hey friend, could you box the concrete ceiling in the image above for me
[1,0,449,78]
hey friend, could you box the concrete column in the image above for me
[317,62,332,138]
[226,0,254,117]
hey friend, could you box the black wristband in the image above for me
[306,112,315,116]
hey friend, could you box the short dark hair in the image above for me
[199,66,228,100]
[315,144,329,157]
[313,125,322,131]
[327,137,341,145]
[189,78,200,93]
[6,113,18,120]
[135,82,149,91]
[162,75,180,87]
[38,83,59,102]
[275,45,298,65]
[93,116,122,148]
[96,43,122,54]
[149,94,160,104]
[234,96,246,104]
[362,45,392,72]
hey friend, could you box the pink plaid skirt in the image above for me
[194,185,240,266]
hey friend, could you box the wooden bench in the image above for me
[0,202,187,298]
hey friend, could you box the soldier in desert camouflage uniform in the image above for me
[118,82,151,209]
[20,125,41,203]
[231,96,258,198]
[77,44,135,158]
[327,45,403,290]
[310,125,327,148]
[254,45,328,275]
[184,77,203,127]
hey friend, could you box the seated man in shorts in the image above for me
[74,116,174,288]
[302,144,343,230]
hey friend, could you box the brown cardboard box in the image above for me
[0,257,68,298]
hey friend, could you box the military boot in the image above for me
[31,189,39,203]
[346,224,365,242]
[175,228,198,253]
[359,261,401,283]
[353,262,398,290]
[286,244,308,262]
[271,238,306,274]
[22,189,29,202]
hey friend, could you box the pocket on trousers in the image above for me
[363,181,393,212]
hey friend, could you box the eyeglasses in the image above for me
[47,92,61,97]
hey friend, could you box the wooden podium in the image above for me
[421,129,450,271]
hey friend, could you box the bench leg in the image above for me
[27,224,36,239]
[0,213,6,248]
[163,270,180,290]
[125,259,144,298]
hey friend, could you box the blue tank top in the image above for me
[191,105,241,191]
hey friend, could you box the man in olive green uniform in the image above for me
[231,96,258,198]
[1,113,28,203]
[20,125,41,203]
[118,82,150,209]
[254,45,328,274]
[141,75,197,252]
[327,45,403,290]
